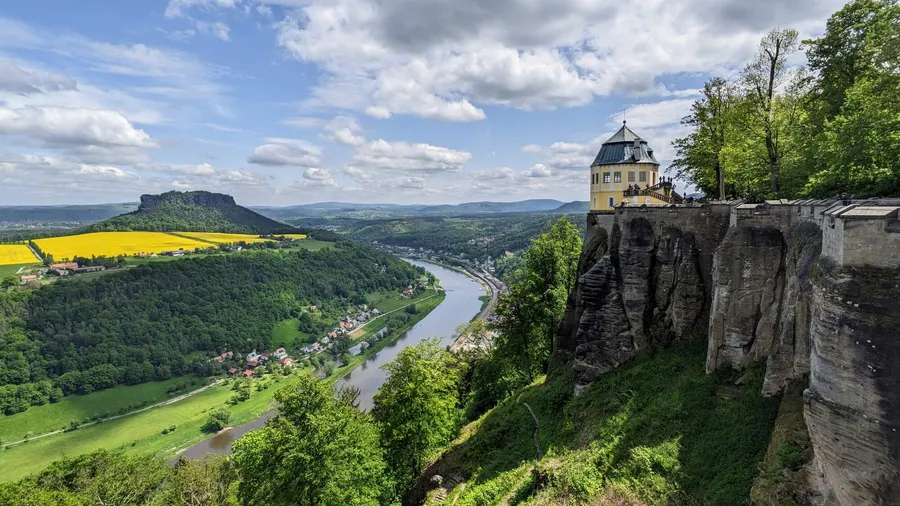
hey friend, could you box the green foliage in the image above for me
[430,344,780,506]
[158,456,239,506]
[491,217,582,382]
[672,0,900,200]
[0,450,169,506]
[84,191,297,235]
[0,277,17,290]
[201,407,231,433]
[373,339,461,487]
[0,241,423,409]
[232,375,391,506]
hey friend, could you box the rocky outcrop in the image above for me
[138,190,237,211]
[706,226,786,372]
[557,207,729,388]
[560,201,900,506]
[803,263,900,506]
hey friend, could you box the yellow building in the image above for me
[589,122,677,211]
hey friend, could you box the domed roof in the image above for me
[591,122,659,167]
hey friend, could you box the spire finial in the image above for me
[623,107,627,125]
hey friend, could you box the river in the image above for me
[180,259,485,459]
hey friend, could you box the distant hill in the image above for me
[551,201,590,213]
[252,199,571,220]
[85,191,298,234]
[0,203,137,224]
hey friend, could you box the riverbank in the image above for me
[0,287,448,483]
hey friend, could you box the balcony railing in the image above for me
[622,180,683,204]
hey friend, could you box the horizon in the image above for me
[0,0,843,206]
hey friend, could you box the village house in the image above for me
[214,355,224,362]
[246,350,260,363]
[50,262,79,270]
[72,266,105,273]
[281,358,295,368]
[247,359,259,368]
[19,274,38,284]
[321,336,331,345]
[274,347,287,359]
[242,370,254,377]
[227,368,239,376]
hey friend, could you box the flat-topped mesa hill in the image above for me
[83,190,299,235]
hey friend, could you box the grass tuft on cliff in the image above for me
[417,343,780,506]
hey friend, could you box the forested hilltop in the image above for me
[0,241,423,414]
[84,191,298,235]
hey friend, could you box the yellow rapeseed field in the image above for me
[0,245,39,265]
[34,232,210,260]
[279,234,308,240]
[175,232,272,244]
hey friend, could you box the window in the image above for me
[628,171,635,182]
[614,172,622,183]
[608,197,615,208]
[603,172,611,183]
[652,172,656,185]
[639,171,647,182]
[593,197,597,208]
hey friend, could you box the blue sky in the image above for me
[0,0,843,205]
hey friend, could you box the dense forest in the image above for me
[85,191,298,235]
[0,241,423,414]
[291,214,587,261]
[671,0,900,200]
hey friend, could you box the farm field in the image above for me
[0,263,39,277]
[0,244,39,265]
[271,318,315,349]
[0,376,203,442]
[34,232,209,260]
[174,232,272,244]
[279,233,308,239]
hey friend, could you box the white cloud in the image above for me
[0,106,156,148]
[266,0,840,121]
[525,164,552,178]
[352,139,471,173]
[473,166,515,181]
[165,0,241,18]
[0,59,77,95]
[323,115,365,146]
[247,138,321,167]
[195,21,231,41]
[283,117,325,128]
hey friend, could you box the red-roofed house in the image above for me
[214,355,224,362]
[243,370,255,377]
[19,275,38,283]
[274,347,287,359]
[228,368,239,376]
[281,358,295,368]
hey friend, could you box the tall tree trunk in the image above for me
[715,159,725,200]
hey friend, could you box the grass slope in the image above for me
[417,343,780,506]
[0,376,202,442]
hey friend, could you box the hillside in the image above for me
[550,200,589,213]
[0,241,424,411]
[85,191,297,234]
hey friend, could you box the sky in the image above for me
[0,0,845,206]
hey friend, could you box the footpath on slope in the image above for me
[4,379,223,447]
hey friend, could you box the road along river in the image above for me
[180,259,486,458]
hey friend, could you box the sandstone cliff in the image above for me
[558,201,900,506]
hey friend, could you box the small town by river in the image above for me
[180,259,486,459]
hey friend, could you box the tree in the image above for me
[231,375,391,506]
[159,456,239,506]
[740,28,801,196]
[372,339,460,488]
[491,217,582,381]
[670,77,735,199]
[201,407,231,433]
[0,276,17,289]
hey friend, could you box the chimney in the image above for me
[632,139,642,162]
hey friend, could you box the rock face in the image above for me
[560,201,900,505]
[803,263,900,506]
[138,191,237,211]
[557,206,730,388]
[706,226,786,372]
